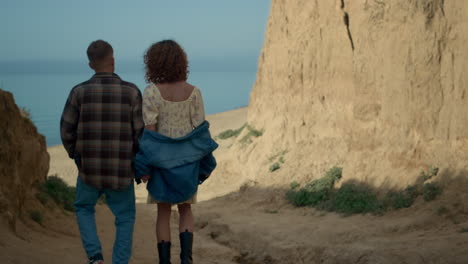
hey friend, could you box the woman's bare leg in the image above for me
[177,203,194,233]
[156,203,172,242]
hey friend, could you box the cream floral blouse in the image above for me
[142,83,205,138]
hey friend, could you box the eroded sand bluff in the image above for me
[240,0,468,187]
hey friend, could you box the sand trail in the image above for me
[2,184,468,264]
[3,107,468,263]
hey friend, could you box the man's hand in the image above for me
[141,175,151,183]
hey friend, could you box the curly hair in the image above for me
[144,40,189,84]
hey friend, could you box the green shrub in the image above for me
[290,181,300,190]
[217,124,263,143]
[287,180,382,215]
[217,124,246,139]
[35,192,49,205]
[269,162,281,172]
[416,166,439,184]
[247,127,263,137]
[40,176,76,212]
[286,188,330,207]
[304,167,342,193]
[459,228,468,233]
[423,182,442,201]
[29,210,43,224]
[286,167,342,207]
[383,186,419,209]
[286,165,444,216]
[20,107,32,120]
[268,150,288,162]
[239,125,264,144]
[268,150,287,172]
[437,206,449,215]
[326,183,381,215]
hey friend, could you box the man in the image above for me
[60,40,144,264]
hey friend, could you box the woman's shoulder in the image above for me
[178,83,200,101]
[189,85,201,96]
[143,83,162,97]
[144,83,157,92]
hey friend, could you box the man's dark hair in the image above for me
[87,40,113,63]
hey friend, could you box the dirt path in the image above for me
[2,185,468,264]
[196,187,468,264]
[4,106,468,263]
[1,203,239,264]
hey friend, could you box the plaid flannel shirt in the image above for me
[60,72,144,190]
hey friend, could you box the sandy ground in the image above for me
[3,106,468,263]
[2,186,468,264]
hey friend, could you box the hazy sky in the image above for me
[0,0,270,65]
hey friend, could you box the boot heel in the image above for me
[157,241,171,264]
[179,230,193,264]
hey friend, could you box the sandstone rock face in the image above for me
[0,89,49,228]
[244,0,467,186]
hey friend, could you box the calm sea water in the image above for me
[0,70,256,146]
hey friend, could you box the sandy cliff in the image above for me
[238,0,468,187]
[0,89,50,229]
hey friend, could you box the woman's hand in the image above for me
[145,124,157,131]
[141,175,151,183]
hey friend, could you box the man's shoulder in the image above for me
[70,79,93,94]
[120,80,138,89]
[119,80,141,96]
[75,79,93,87]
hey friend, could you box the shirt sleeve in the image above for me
[190,88,205,128]
[142,85,159,126]
[131,88,144,152]
[60,87,80,158]
[134,145,152,180]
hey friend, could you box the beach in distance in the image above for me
[0,66,255,146]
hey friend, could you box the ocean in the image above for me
[0,68,256,147]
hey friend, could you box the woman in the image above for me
[135,40,217,264]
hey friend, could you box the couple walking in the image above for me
[60,39,217,264]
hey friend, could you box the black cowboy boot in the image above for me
[179,230,193,264]
[157,241,171,264]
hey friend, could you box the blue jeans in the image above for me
[74,177,136,264]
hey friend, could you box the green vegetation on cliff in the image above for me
[287,166,443,215]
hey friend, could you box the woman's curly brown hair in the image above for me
[144,40,189,84]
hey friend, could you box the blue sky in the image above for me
[0,0,270,68]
